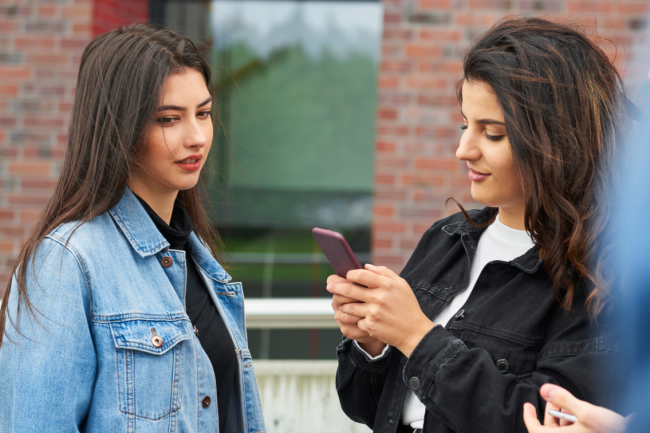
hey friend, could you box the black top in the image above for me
[135,195,237,432]
[336,207,624,433]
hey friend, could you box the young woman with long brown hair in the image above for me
[327,17,630,433]
[0,25,265,432]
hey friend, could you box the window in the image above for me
[153,0,382,359]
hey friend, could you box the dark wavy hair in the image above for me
[456,17,632,318]
[0,24,225,345]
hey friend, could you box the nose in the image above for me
[456,127,481,162]
[184,117,209,149]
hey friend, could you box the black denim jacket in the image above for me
[336,208,625,433]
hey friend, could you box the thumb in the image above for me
[540,384,586,417]
[365,263,401,282]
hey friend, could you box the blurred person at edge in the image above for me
[523,61,650,433]
[0,25,265,433]
[326,17,633,433]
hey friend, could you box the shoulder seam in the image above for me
[44,235,94,317]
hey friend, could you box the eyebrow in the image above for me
[460,110,506,126]
[157,96,212,112]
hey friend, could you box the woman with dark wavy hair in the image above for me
[0,24,265,432]
[327,17,630,433]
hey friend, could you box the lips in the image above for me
[468,168,490,182]
[176,154,203,172]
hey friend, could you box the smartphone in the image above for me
[312,228,363,279]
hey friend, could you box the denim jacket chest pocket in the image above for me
[110,319,192,420]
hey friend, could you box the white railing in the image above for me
[244,298,371,433]
[244,298,337,329]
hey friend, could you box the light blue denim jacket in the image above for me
[0,189,266,433]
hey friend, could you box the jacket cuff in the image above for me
[337,336,393,373]
[402,325,467,401]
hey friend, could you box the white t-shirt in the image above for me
[356,214,535,429]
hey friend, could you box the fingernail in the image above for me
[541,384,556,400]
[326,284,332,292]
[365,263,376,270]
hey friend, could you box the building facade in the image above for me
[1,0,648,316]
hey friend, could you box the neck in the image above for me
[497,205,526,230]
[129,182,178,225]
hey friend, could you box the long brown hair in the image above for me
[0,24,226,345]
[457,17,632,318]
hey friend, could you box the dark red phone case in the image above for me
[312,227,363,279]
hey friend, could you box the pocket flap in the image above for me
[110,320,191,355]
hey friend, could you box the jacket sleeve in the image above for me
[0,237,97,432]
[335,337,394,429]
[403,321,625,432]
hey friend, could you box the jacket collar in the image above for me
[109,188,232,283]
[442,206,544,274]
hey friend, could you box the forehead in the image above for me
[159,69,210,105]
[461,80,503,120]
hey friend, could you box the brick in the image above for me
[419,0,454,8]
[23,117,65,127]
[372,238,393,249]
[378,76,399,89]
[376,157,409,169]
[21,180,57,189]
[0,85,18,95]
[27,54,67,65]
[378,108,398,120]
[8,162,51,175]
[20,211,42,221]
[567,1,611,13]
[8,196,50,206]
[399,239,420,250]
[401,174,444,186]
[0,53,22,65]
[37,5,57,17]
[405,44,443,58]
[383,29,413,41]
[405,77,447,89]
[373,222,406,234]
[380,60,412,73]
[407,13,450,25]
[25,20,66,33]
[60,38,90,49]
[518,0,563,11]
[418,29,461,41]
[370,254,405,266]
[14,37,56,49]
[400,207,441,218]
[374,205,395,217]
[376,141,397,152]
[0,66,31,79]
[0,117,16,126]
[375,174,396,185]
[0,243,13,253]
[415,157,458,170]
[618,3,650,14]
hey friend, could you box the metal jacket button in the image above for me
[202,396,211,408]
[454,309,465,319]
[161,256,173,268]
[496,359,509,373]
[409,377,421,391]
[151,328,163,348]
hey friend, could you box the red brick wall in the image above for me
[93,0,148,37]
[0,0,147,295]
[371,0,650,271]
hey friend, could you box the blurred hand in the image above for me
[327,274,385,354]
[523,384,628,433]
[327,264,434,358]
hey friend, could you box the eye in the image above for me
[485,132,505,142]
[460,125,468,130]
[197,111,211,119]
[156,117,176,125]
